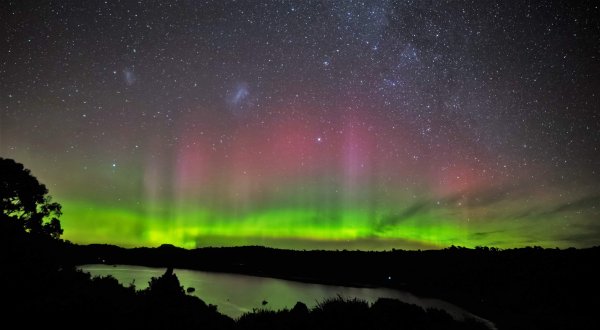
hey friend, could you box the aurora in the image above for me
[2,1,599,250]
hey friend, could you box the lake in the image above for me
[80,264,495,328]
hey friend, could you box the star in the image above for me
[2,0,598,250]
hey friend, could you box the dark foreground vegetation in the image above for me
[2,251,488,329]
[70,243,599,330]
[2,156,597,329]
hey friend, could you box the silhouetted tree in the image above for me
[0,157,62,239]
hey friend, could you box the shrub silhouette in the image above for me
[138,267,235,329]
[146,267,185,298]
[311,297,371,330]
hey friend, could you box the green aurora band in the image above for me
[5,109,599,250]
[58,194,596,250]
[3,1,599,250]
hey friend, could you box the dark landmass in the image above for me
[2,232,598,330]
[66,243,599,330]
[1,236,488,330]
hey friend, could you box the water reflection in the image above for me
[80,264,492,328]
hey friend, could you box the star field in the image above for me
[2,1,599,249]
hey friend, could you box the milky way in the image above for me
[2,1,599,249]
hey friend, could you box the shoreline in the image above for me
[80,263,497,329]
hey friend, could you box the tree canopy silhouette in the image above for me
[0,157,63,239]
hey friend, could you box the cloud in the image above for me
[375,200,432,232]
[512,194,600,221]
[549,195,600,214]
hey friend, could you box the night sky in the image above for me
[2,1,599,250]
